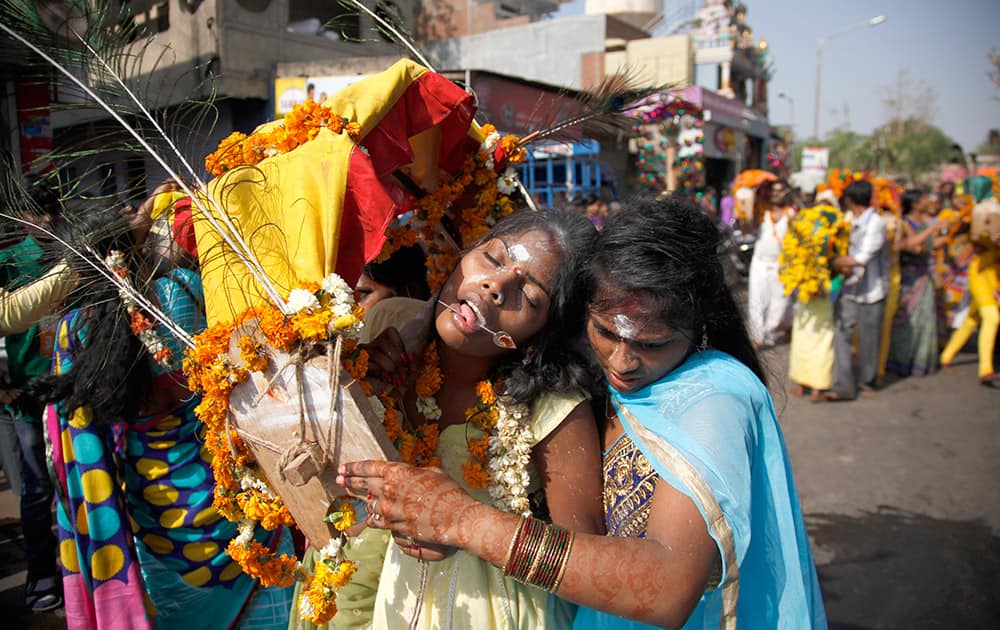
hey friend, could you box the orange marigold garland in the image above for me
[204,99,363,177]
[183,272,365,625]
[376,124,524,292]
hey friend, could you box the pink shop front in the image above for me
[632,85,772,196]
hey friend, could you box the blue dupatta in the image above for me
[575,350,826,629]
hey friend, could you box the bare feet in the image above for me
[980,373,998,387]
[810,389,824,403]
[791,384,805,397]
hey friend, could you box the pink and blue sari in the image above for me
[44,269,292,629]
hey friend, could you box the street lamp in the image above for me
[777,91,795,137]
[813,15,887,140]
[777,91,795,169]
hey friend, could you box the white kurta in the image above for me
[748,210,792,347]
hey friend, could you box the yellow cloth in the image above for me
[940,246,999,377]
[194,60,454,325]
[877,215,903,378]
[371,391,582,630]
[788,297,835,391]
[0,261,73,336]
[289,297,583,629]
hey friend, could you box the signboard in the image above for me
[274,75,371,117]
[702,122,742,159]
[801,146,829,176]
[17,81,52,174]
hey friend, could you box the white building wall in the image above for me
[426,15,609,90]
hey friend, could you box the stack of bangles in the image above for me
[502,516,575,593]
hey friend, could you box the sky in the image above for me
[556,0,1000,151]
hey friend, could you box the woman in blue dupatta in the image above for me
[36,211,293,629]
[336,196,827,629]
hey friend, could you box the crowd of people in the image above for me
[1,163,829,629]
[730,172,1000,402]
[7,57,992,630]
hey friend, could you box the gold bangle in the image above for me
[523,523,552,585]
[501,516,527,574]
[550,531,576,593]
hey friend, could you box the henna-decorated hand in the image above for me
[337,461,482,550]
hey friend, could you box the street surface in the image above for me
[0,345,997,629]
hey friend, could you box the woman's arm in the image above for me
[339,460,718,628]
[901,220,938,254]
[0,261,75,336]
[532,400,605,535]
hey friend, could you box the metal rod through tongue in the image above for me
[437,300,517,349]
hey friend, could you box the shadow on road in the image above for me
[808,506,1000,629]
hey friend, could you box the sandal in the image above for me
[823,392,853,402]
[25,577,62,613]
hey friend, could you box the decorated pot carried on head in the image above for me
[732,169,778,227]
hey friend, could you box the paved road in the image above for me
[764,344,1000,629]
[0,346,997,629]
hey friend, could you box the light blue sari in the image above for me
[574,350,827,629]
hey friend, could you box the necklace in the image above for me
[410,341,533,514]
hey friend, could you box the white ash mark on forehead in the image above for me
[508,243,531,262]
[613,314,639,339]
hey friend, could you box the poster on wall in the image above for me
[702,122,742,160]
[274,75,371,117]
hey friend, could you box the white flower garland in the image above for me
[496,166,519,196]
[486,399,534,515]
[103,250,176,370]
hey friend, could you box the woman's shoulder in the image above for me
[529,389,589,442]
[651,351,770,414]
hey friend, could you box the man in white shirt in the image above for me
[828,180,890,399]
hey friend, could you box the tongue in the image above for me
[458,302,478,327]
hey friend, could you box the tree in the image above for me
[876,119,956,182]
[880,68,936,137]
[823,128,877,171]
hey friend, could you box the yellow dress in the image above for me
[289,297,583,629]
[371,390,582,630]
[788,297,835,390]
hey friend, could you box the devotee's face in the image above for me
[355,271,396,312]
[925,194,941,216]
[436,229,559,357]
[586,289,694,393]
[769,182,789,205]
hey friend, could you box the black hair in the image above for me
[901,188,924,215]
[466,207,598,405]
[364,244,431,301]
[583,195,766,385]
[31,210,153,425]
[844,180,873,208]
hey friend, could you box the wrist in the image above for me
[462,502,521,566]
